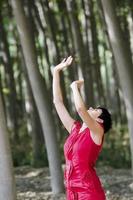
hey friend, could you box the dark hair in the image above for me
[97,106,112,134]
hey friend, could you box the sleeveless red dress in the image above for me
[64,120,106,200]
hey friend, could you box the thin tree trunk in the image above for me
[40,0,69,110]
[89,0,106,106]
[97,0,124,123]
[101,0,133,174]
[11,0,64,193]
[0,60,6,117]
[20,50,45,167]
[0,92,16,200]
[66,0,94,107]
[32,0,66,141]
[39,0,72,141]
[81,0,96,106]
[127,11,133,61]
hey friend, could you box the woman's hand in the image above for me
[54,56,73,72]
[70,79,84,89]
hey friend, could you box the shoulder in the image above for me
[69,120,81,134]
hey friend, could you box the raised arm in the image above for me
[52,57,75,133]
[70,80,103,135]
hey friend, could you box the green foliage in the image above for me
[11,123,32,166]
[97,124,131,168]
[2,87,10,94]
[11,122,131,169]
[10,120,48,168]
[31,146,48,168]
[1,0,132,171]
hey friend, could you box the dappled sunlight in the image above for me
[1,0,133,199]
[16,166,133,200]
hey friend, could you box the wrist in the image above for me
[71,83,78,90]
[53,67,61,73]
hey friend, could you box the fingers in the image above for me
[61,56,73,65]
[66,56,73,65]
[61,58,66,63]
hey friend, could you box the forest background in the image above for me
[0,0,133,199]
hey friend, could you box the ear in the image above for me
[96,118,103,123]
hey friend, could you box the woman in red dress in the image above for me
[53,56,112,200]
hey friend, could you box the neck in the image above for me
[82,123,87,128]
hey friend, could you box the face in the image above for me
[87,107,102,120]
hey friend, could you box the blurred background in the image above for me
[0,0,133,199]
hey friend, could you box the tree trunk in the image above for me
[66,0,94,107]
[127,11,133,61]
[89,0,105,106]
[81,0,96,106]
[11,0,64,193]
[41,0,69,110]
[101,0,133,174]
[21,50,45,167]
[0,92,16,200]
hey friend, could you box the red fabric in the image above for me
[64,120,106,200]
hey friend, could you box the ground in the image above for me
[16,165,133,200]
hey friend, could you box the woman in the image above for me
[53,56,112,200]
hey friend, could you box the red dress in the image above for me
[64,120,106,200]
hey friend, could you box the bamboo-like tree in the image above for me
[101,0,133,174]
[0,92,16,200]
[11,0,64,194]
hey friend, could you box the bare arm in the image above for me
[53,68,63,103]
[70,81,102,134]
[52,57,75,133]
